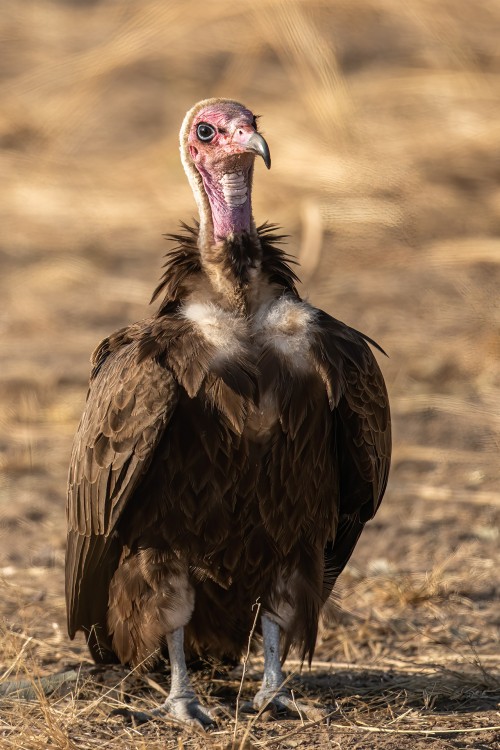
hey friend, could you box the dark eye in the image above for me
[196,123,216,142]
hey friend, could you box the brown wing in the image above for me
[65,331,178,655]
[312,310,391,589]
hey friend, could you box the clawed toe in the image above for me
[110,707,155,725]
[169,698,216,728]
[252,689,294,715]
[253,689,326,722]
[111,698,216,729]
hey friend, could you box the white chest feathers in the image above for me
[181,297,317,370]
[181,301,247,360]
[181,298,318,439]
[254,297,317,370]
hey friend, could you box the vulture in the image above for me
[66,98,391,726]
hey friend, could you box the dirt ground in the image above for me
[0,1,499,748]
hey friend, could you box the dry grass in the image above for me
[1,0,500,747]
[0,632,499,749]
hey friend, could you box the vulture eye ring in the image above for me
[196,123,216,142]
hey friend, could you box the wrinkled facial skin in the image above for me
[188,103,259,176]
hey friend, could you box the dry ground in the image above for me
[0,1,499,748]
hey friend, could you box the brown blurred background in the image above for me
[0,0,499,737]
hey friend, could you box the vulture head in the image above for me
[179,99,271,245]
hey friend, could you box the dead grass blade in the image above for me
[233,600,261,743]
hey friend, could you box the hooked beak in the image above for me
[231,126,271,169]
[245,131,271,169]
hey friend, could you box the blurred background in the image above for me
[0,0,499,696]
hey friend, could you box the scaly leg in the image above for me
[115,627,215,728]
[158,627,215,726]
[253,614,292,713]
[253,614,323,720]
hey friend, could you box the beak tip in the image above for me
[259,150,271,170]
[246,131,271,171]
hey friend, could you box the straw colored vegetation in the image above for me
[1,0,499,747]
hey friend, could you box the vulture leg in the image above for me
[158,627,216,727]
[253,615,323,721]
[253,615,287,711]
[117,628,215,728]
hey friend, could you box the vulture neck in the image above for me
[194,165,262,315]
[198,163,254,240]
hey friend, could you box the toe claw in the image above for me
[110,707,153,725]
[239,700,258,715]
[164,698,216,728]
[253,689,325,722]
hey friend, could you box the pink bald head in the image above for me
[182,99,271,242]
[187,102,270,174]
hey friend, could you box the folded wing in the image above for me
[311,311,391,591]
[65,331,178,659]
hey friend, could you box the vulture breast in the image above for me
[182,296,321,439]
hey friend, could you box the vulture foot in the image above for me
[252,688,324,721]
[156,696,216,728]
[113,628,217,729]
[112,698,215,729]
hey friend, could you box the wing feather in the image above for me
[66,338,178,640]
[313,310,391,522]
[312,310,391,603]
